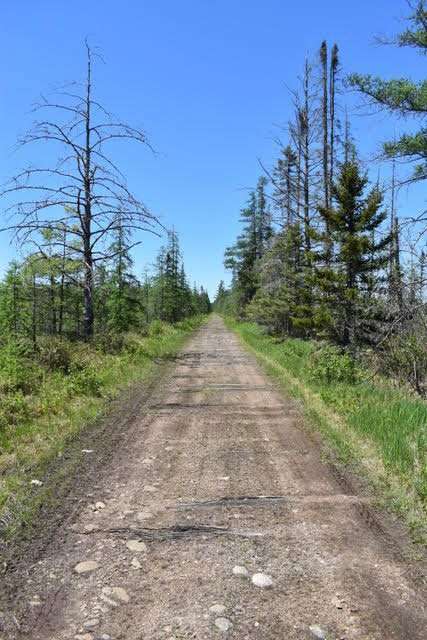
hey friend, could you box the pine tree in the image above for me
[349,2,427,187]
[248,223,309,335]
[272,146,298,226]
[318,159,392,345]
[256,176,273,255]
[106,217,140,333]
[224,192,259,312]
[0,262,24,337]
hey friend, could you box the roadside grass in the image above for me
[0,316,206,537]
[226,318,427,545]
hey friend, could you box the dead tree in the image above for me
[1,42,159,339]
[329,44,339,196]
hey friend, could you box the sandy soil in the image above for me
[0,315,426,639]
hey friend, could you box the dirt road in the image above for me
[1,316,426,639]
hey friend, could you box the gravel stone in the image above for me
[111,587,130,603]
[126,539,147,552]
[214,617,232,632]
[209,604,226,615]
[251,572,273,588]
[74,561,98,574]
[232,565,249,578]
[136,509,154,521]
[309,625,327,639]
[131,557,142,569]
[83,618,99,629]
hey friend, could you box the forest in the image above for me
[215,4,427,394]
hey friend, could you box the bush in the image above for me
[67,342,99,373]
[121,333,150,359]
[37,337,73,373]
[68,364,103,396]
[93,331,125,355]
[309,344,360,385]
[148,320,170,337]
[379,333,427,396]
[0,342,43,394]
[0,391,33,430]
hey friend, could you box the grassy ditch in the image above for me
[0,316,206,537]
[226,318,427,545]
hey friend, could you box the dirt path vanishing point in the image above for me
[1,315,426,640]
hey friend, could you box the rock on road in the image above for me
[3,316,426,639]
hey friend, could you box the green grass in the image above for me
[0,316,206,536]
[226,318,427,544]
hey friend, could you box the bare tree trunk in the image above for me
[49,274,57,334]
[302,61,311,254]
[58,228,66,337]
[296,136,302,223]
[32,272,37,349]
[329,44,339,195]
[83,46,94,340]
[320,42,329,212]
[286,154,292,226]
[389,158,396,294]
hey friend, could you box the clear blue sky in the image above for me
[0,1,424,298]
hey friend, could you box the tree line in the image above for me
[0,229,210,347]
[216,2,427,394]
[0,42,210,345]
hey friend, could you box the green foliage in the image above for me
[317,159,391,345]
[148,319,171,337]
[93,331,126,355]
[0,392,33,431]
[68,364,103,397]
[377,324,427,396]
[37,338,73,373]
[0,342,43,394]
[348,2,427,183]
[309,344,361,384]
[224,179,273,313]
[0,314,206,535]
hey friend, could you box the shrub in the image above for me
[67,342,99,372]
[0,342,43,394]
[148,320,170,337]
[0,391,33,430]
[93,331,125,355]
[37,337,73,373]
[68,364,103,396]
[309,344,360,385]
[380,333,427,396]
[122,333,150,359]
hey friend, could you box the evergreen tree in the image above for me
[318,159,392,345]
[106,218,140,333]
[224,192,259,311]
[247,223,310,335]
[272,146,298,226]
[349,2,427,186]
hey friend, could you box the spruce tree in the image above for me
[318,159,392,345]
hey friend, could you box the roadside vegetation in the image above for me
[0,317,207,537]
[0,222,210,535]
[217,3,427,545]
